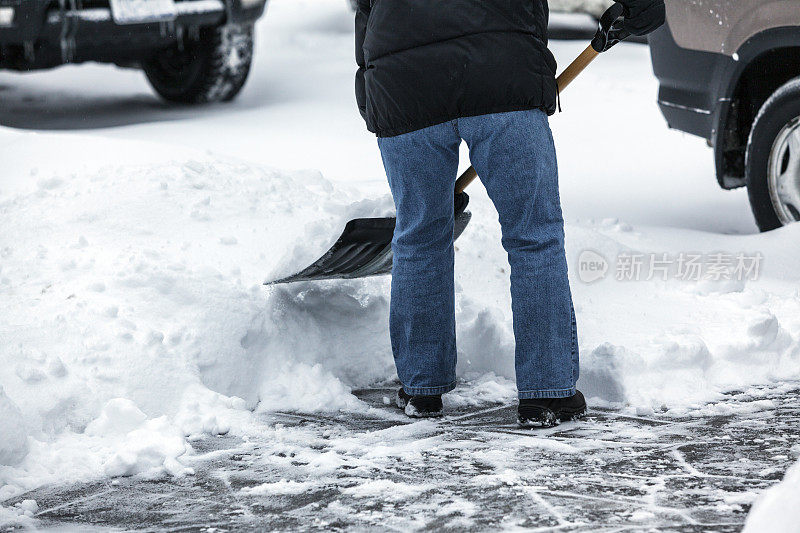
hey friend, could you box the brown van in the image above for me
[649,1,800,231]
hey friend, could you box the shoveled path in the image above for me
[12,383,800,532]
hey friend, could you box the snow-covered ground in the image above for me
[1,0,799,529]
[11,384,800,531]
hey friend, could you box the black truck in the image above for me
[0,0,268,103]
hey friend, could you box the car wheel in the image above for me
[143,24,254,104]
[746,77,800,231]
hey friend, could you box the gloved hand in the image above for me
[617,0,666,36]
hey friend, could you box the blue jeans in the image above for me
[377,109,578,400]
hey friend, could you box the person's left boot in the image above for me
[518,391,586,428]
[396,388,443,418]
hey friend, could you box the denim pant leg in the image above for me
[458,110,579,399]
[377,121,461,396]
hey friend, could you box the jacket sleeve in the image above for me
[355,0,370,122]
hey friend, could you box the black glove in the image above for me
[617,0,666,36]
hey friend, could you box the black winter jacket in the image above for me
[355,0,557,138]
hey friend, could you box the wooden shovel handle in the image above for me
[555,44,600,95]
[454,44,600,194]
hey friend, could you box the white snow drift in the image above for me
[0,143,397,507]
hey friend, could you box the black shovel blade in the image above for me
[266,192,471,285]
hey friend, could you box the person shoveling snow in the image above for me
[348,0,665,425]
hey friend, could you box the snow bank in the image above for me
[239,279,394,411]
[560,222,800,410]
[0,396,194,515]
[743,458,800,532]
[446,198,800,411]
[0,146,396,512]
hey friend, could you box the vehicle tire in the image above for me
[143,24,254,104]
[745,77,800,231]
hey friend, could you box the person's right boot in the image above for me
[396,388,443,418]
[517,391,586,428]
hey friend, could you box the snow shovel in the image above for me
[266,4,629,285]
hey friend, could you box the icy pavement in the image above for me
[11,383,799,532]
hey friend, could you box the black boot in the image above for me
[396,388,443,418]
[518,391,586,427]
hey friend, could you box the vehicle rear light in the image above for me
[0,7,13,26]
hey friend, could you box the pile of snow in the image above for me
[453,193,800,411]
[83,398,192,477]
[0,132,398,514]
[743,458,800,532]
[0,499,38,529]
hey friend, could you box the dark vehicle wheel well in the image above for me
[716,47,800,189]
